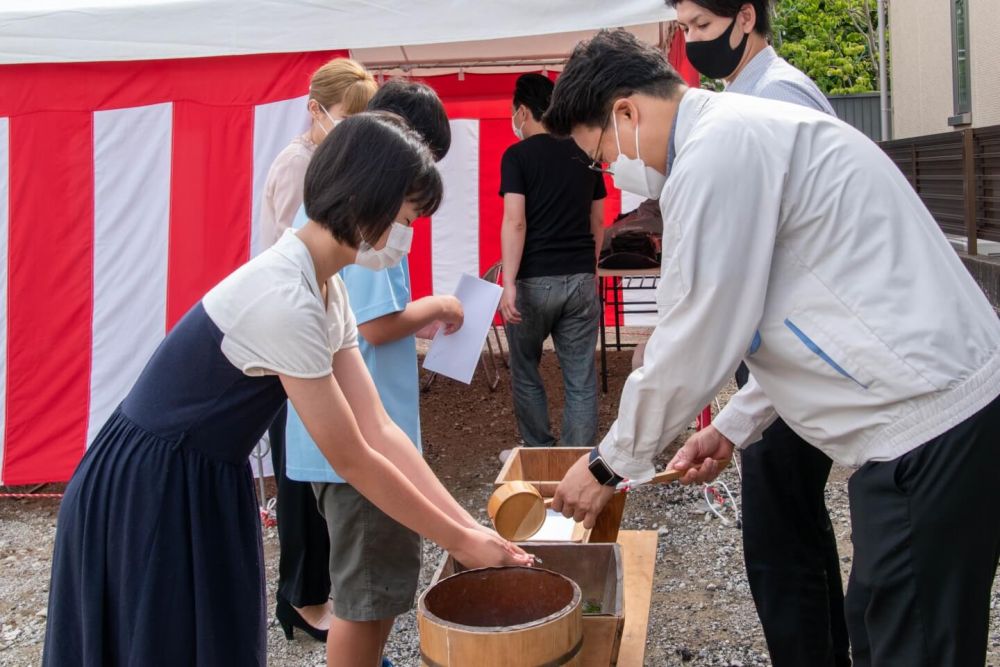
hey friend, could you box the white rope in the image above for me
[702,453,742,528]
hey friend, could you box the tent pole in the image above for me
[365,56,567,73]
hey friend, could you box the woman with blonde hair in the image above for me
[260,57,377,248]
[258,57,377,643]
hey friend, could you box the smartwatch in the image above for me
[588,447,624,487]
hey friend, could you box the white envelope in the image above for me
[422,273,503,384]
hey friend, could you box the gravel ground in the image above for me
[2,346,999,666]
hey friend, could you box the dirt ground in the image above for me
[1,348,999,666]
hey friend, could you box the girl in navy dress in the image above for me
[43,112,532,666]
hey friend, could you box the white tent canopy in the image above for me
[355,23,672,77]
[0,0,675,65]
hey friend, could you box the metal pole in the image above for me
[366,56,567,72]
[254,439,268,510]
[878,0,890,141]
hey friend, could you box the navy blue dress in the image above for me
[43,302,287,666]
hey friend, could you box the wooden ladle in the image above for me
[487,461,730,541]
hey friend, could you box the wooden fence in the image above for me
[881,124,1000,254]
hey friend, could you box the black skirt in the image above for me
[44,302,287,666]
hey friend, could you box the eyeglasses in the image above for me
[584,159,614,176]
[582,116,614,175]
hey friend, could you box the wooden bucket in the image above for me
[431,544,625,667]
[418,566,583,667]
[488,481,590,542]
[487,481,548,541]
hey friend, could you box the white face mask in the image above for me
[608,111,668,200]
[319,105,340,137]
[511,109,525,141]
[354,222,414,271]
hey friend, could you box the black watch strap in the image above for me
[588,447,624,487]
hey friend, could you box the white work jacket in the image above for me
[599,88,1000,481]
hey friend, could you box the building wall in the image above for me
[889,0,953,139]
[969,0,1000,128]
[890,0,1000,139]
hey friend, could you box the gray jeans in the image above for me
[506,273,599,447]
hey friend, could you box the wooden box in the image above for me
[495,447,627,543]
[432,542,625,666]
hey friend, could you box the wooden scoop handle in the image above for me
[646,457,732,486]
[540,458,733,508]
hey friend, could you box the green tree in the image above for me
[772,0,884,95]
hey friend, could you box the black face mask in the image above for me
[685,17,750,80]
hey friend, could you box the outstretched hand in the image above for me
[551,453,616,529]
[667,425,734,485]
[434,295,465,335]
[450,526,534,570]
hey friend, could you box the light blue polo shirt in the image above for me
[284,206,421,483]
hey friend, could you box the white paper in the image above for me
[423,274,502,384]
[525,510,578,541]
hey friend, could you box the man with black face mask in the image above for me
[667,2,848,667]
[673,0,832,110]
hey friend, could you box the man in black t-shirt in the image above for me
[499,73,607,450]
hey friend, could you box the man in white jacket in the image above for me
[546,29,1000,667]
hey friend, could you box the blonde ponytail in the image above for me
[309,57,377,115]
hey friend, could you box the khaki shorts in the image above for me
[312,482,422,622]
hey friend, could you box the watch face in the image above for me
[588,458,613,486]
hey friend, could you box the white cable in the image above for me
[703,477,741,528]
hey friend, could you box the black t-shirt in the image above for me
[499,134,607,280]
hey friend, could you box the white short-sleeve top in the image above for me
[203,229,358,378]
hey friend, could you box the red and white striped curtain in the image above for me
[0,40,698,485]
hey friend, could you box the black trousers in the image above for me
[846,392,1000,667]
[741,420,852,667]
[268,405,331,608]
[737,363,851,667]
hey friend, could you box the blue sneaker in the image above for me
[381,659,394,667]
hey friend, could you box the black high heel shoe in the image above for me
[275,596,329,642]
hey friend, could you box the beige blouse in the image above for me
[259,133,317,250]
